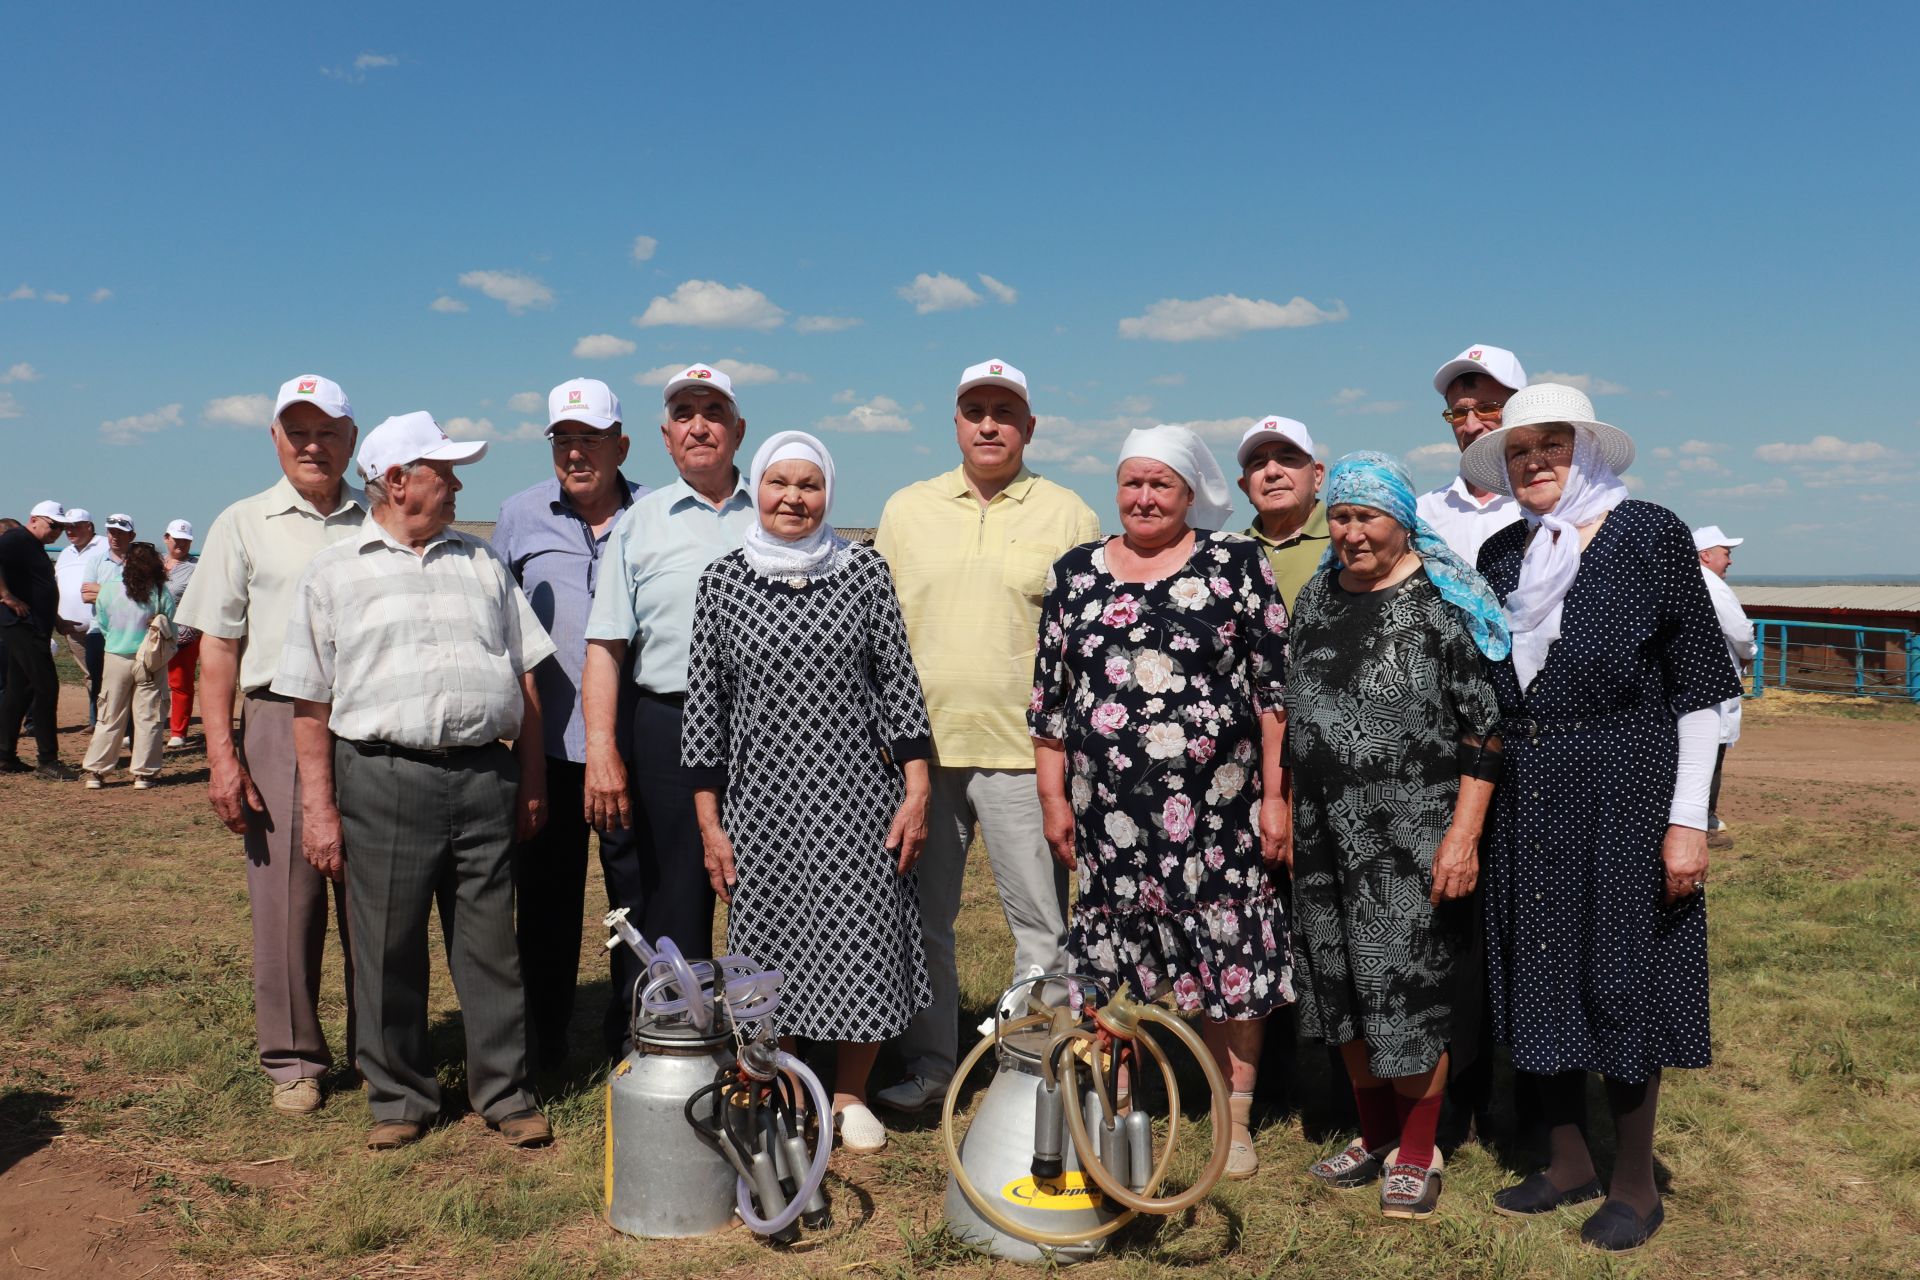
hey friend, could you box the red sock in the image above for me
[1353,1084,1398,1152]
[1395,1093,1443,1171]
[1393,1091,1415,1127]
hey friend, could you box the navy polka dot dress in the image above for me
[1476,501,1742,1082]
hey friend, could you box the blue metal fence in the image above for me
[1748,617,1920,702]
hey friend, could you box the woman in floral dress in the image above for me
[1029,425,1292,1178]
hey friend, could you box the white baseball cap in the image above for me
[661,363,738,409]
[63,507,92,525]
[1432,344,1528,397]
[357,411,488,481]
[166,519,195,541]
[1692,525,1744,552]
[1236,416,1317,469]
[273,373,354,422]
[105,513,135,532]
[548,378,622,433]
[956,358,1031,406]
[28,500,69,524]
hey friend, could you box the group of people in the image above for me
[0,341,1762,1255]
[0,507,202,784]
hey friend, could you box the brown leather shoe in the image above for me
[366,1119,427,1150]
[495,1109,552,1148]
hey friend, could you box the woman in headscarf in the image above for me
[682,430,934,1154]
[1285,453,1509,1220]
[1462,385,1741,1251]
[1029,425,1293,1178]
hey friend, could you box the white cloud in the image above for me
[6,285,34,301]
[1163,417,1258,443]
[1795,461,1917,491]
[321,52,399,83]
[634,280,786,330]
[795,315,863,334]
[354,52,398,69]
[1327,387,1405,416]
[634,359,801,388]
[429,295,468,313]
[41,291,69,304]
[202,393,274,427]
[631,235,658,263]
[897,272,982,314]
[443,416,498,440]
[457,269,555,313]
[100,403,184,445]
[1025,412,1157,474]
[89,288,112,303]
[1754,436,1894,464]
[1118,294,1347,342]
[1330,388,1368,406]
[508,391,544,414]
[977,273,1018,305]
[572,333,637,359]
[1533,370,1628,396]
[1678,439,1722,456]
[816,395,913,434]
[0,392,20,420]
[1406,442,1461,474]
[1698,477,1788,500]
[1676,454,1727,475]
[1116,394,1154,415]
[1623,473,1647,492]
[831,389,858,404]
[0,362,39,384]
[1148,373,1187,387]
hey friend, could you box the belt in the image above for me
[347,739,496,764]
[636,689,686,707]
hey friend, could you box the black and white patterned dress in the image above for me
[1285,567,1501,1078]
[681,545,934,1042]
[1477,501,1742,1081]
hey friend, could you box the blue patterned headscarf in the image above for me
[1317,451,1512,661]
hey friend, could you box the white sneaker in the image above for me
[836,1102,887,1153]
[874,1072,950,1112]
[122,735,131,749]
[84,775,103,790]
[166,735,186,748]
[133,778,153,790]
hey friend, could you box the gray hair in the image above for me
[363,461,423,510]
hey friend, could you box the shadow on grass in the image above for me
[0,1088,70,1177]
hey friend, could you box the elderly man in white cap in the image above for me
[1416,344,1528,566]
[871,358,1100,1111]
[1236,415,1328,613]
[175,374,368,1115]
[1693,525,1754,851]
[51,507,102,723]
[493,377,646,1069]
[161,519,199,747]
[0,501,78,778]
[79,514,137,713]
[276,411,556,1150]
[582,363,755,1056]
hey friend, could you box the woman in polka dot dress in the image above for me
[1463,385,1742,1253]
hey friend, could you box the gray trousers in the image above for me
[240,693,354,1082]
[896,766,1069,1084]
[335,738,534,1124]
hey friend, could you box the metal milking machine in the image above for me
[601,908,834,1242]
[940,973,1235,1264]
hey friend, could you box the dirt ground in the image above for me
[2,684,1916,1278]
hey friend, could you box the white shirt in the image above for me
[273,521,557,750]
[1700,567,1756,745]
[1415,476,1523,569]
[54,540,99,631]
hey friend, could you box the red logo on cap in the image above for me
[692,369,712,379]
[1467,349,1482,361]
[569,390,583,404]
[298,379,317,394]
[990,364,1003,374]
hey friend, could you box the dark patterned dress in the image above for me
[1285,567,1502,1078]
[1477,501,1742,1081]
[1029,532,1294,1021]
[681,545,934,1042]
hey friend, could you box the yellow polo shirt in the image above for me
[1245,502,1330,614]
[875,467,1101,769]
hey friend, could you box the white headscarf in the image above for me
[1505,425,1632,691]
[1118,425,1235,531]
[741,430,850,580]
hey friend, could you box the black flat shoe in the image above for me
[1492,1170,1605,1217]
[1580,1198,1665,1252]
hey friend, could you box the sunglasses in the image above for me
[1440,401,1507,425]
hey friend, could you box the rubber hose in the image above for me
[733,1049,832,1237]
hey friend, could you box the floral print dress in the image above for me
[1029,531,1294,1021]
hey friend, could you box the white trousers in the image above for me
[82,651,166,778]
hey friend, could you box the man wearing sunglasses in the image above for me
[1415,344,1528,566]
[493,377,646,1070]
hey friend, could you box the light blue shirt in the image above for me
[80,543,123,636]
[584,474,755,695]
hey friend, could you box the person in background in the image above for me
[275,411,555,1152]
[582,363,755,1057]
[1692,525,1754,851]
[80,541,175,789]
[0,502,76,779]
[80,513,136,723]
[0,518,14,718]
[1416,345,1528,568]
[493,377,645,1070]
[1236,416,1329,613]
[174,373,367,1116]
[162,519,199,747]
[52,508,101,724]
[871,358,1100,1114]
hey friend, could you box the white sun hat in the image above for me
[1692,524,1744,552]
[1235,416,1316,468]
[357,411,488,481]
[1432,343,1528,397]
[1458,382,1636,496]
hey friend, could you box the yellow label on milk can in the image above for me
[1000,1172,1104,1210]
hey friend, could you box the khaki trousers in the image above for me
[82,651,166,778]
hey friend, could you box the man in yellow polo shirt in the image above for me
[1235,416,1327,612]
[872,358,1100,1110]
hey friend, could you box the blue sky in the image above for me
[4,2,1915,574]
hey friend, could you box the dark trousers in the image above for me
[335,739,534,1125]
[511,756,638,1068]
[602,690,714,1056]
[1441,896,1495,1143]
[0,627,59,763]
[1708,743,1729,826]
[84,631,105,724]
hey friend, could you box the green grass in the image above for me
[1,705,1916,1278]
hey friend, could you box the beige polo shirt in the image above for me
[875,466,1101,769]
[174,475,369,694]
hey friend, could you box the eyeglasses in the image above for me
[1505,441,1574,470]
[547,432,617,453]
[1440,401,1507,425]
